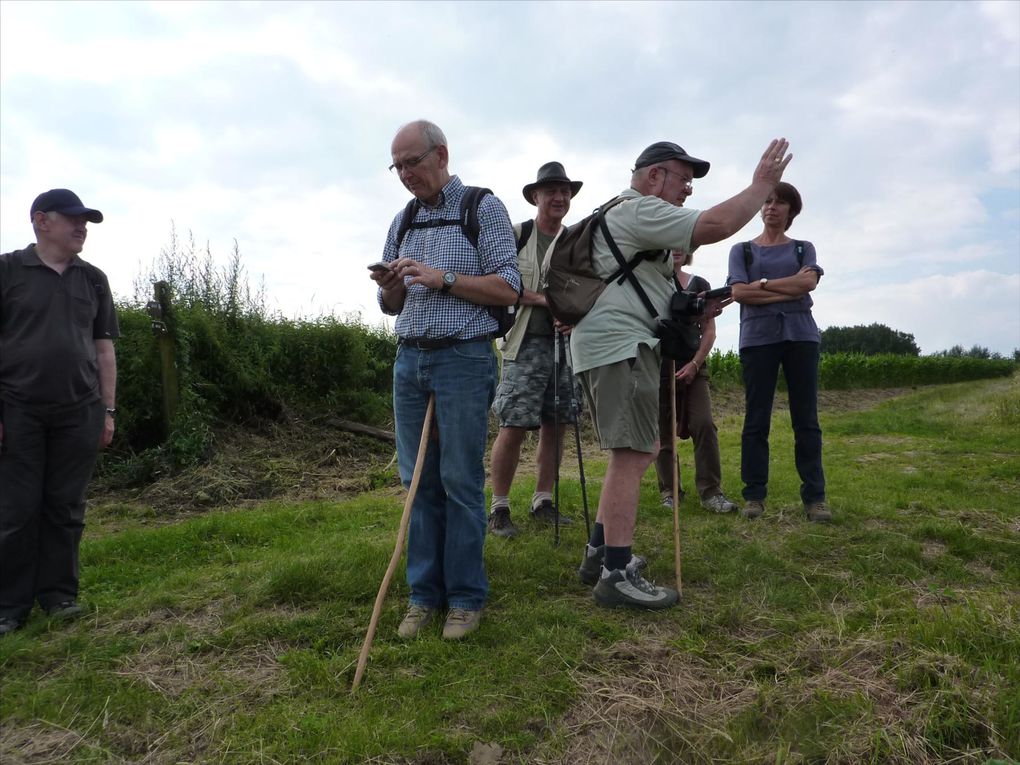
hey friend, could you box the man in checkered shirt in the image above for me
[372,120,521,641]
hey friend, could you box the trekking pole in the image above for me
[352,394,435,693]
[670,361,683,596]
[562,332,591,538]
[553,329,561,547]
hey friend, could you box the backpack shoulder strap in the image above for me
[742,241,753,273]
[595,202,659,320]
[515,219,535,253]
[395,198,420,249]
[793,240,804,267]
[459,186,492,249]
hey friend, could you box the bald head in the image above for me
[390,119,451,205]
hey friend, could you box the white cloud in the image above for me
[2,0,1017,357]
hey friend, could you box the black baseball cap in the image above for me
[30,189,104,223]
[633,142,710,178]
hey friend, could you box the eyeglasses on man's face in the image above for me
[389,146,436,174]
[656,166,693,192]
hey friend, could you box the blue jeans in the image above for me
[393,339,497,611]
[739,341,825,504]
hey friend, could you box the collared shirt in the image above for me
[378,176,521,341]
[726,239,823,349]
[0,244,120,411]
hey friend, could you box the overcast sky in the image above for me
[2,0,1018,356]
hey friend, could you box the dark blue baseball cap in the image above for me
[30,189,104,223]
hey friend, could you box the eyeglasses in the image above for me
[389,146,436,174]
[656,166,693,192]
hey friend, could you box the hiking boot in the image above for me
[442,608,482,640]
[592,561,679,610]
[740,500,765,519]
[0,616,24,636]
[487,506,518,538]
[530,499,572,526]
[702,494,738,514]
[578,545,649,587]
[805,501,832,523]
[45,601,83,620]
[397,605,438,639]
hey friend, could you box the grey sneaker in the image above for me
[805,501,832,523]
[578,545,648,587]
[592,561,679,610]
[530,499,572,526]
[660,489,685,508]
[741,500,765,519]
[0,616,24,636]
[397,605,437,639]
[702,494,738,514]
[487,506,519,538]
[442,608,482,640]
[45,600,83,620]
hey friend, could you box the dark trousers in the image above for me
[739,342,825,504]
[0,400,105,620]
[654,363,724,500]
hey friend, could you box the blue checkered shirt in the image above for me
[379,176,521,340]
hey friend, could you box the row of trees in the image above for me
[820,323,1017,361]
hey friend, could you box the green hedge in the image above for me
[706,351,1014,390]
[109,304,396,479]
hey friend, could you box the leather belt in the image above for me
[399,335,493,350]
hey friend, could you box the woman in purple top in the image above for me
[727,182,831,523]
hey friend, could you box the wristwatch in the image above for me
[441,271,457,293]
[759,278,769,289]
[105,408,117,418]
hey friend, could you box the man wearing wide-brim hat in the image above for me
[488,162,583,538]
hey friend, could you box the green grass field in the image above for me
[1,377,1018,764]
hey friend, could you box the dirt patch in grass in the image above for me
[526,631,961,764]
[89,388,914,522]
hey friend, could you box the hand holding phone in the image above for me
[367,261,392,272]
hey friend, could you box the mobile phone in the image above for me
[703,285,732,299]
[367,261,392,272]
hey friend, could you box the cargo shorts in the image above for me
[578,342,661,453]
[493,333,579,429]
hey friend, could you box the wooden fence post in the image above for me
[146,281,179,436]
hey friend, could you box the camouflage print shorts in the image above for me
[492,333,580,428]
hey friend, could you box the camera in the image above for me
[654,286,730,361]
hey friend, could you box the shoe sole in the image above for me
[592,588,679,610]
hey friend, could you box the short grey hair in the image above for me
[411,119,447,149]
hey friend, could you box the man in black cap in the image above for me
[488,162,582,537]
[0,189,119,636]
[571,139,791,610]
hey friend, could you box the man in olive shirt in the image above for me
[488,162,582,537]
[0,189,119,636]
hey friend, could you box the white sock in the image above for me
[532,491,552,510]
[491,495,510,510]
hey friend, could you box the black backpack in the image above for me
[543,197,666,325]
[395,186,517,339]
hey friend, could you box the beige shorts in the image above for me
[578,343,661,453]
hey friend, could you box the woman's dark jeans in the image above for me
[739,341,825,504]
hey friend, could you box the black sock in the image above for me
[604,545,632,572]
[588,522,605,549]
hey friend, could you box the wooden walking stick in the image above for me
[670,361,683,596]
[351,394,435,693]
